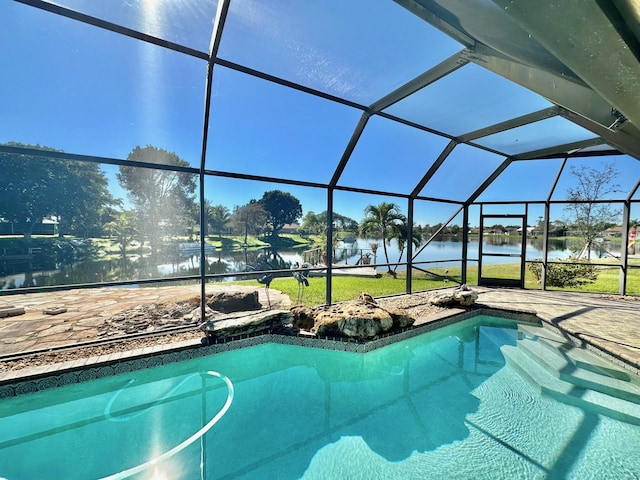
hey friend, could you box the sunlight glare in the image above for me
[135,0,165,146]
[149,466,168,480]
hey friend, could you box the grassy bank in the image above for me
[206,233,321,251]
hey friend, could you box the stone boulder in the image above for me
[307,300,415,339]
[383,306,416,329]
[429,285,478,307]
[205,290,262,313]
[200,309,294,340]
[290,306,316,330]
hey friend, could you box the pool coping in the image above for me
[0,306,634,398]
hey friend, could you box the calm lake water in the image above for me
[0,237,620,290]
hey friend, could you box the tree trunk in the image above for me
[393,244,405,273]
[381,237,393,274]
[23,222,34,247]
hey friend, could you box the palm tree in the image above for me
[205,204,231,239]
[104,211,138,256]
[391,219,424,273]
[360,202,405,274]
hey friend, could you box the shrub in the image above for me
[528,257,599,288]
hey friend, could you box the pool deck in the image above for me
[0,285,639,379]
[0,284,289,357]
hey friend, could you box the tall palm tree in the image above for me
[360,202,405,274]
[391,219,424,273]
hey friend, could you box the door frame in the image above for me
[478,213,527,288]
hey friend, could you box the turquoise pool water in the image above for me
[1,315,640,479]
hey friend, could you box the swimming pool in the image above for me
[1,314,640,479]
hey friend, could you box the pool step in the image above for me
[478,325,519,348]
[501,333,640,425]
[517,324,634,383]
[515,325,640,402]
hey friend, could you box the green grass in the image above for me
[526,258,640,294]
[206,235,268,250]
[543,264,623,294]
[234,272,412,306]
[229,259,640,307]
[231,270,464,306]
[206,233,318,251]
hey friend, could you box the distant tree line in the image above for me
[0,142,119,243]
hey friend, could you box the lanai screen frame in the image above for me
[1,0,639,310]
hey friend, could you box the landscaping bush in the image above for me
[528,258,598,287]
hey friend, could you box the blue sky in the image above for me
[2,0,638,228]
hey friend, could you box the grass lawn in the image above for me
[231,270,455,307]
[231,259,640,307]
[539,257,640,295]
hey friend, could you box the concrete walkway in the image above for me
[1,285,639,373]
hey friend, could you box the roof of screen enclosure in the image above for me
[5,0,640,204]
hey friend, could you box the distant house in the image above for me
[280,223,301,234]
[484,228,507,235]
[0,217,58,236]
[603,226,623,238]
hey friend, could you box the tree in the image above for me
[104,211,138,256]
[300,211,359,236]
[550,220,568,237]
[183,198,200,241]
[359,202,405,274]
[207,204,231,238]
[0,142,116,244]
[258,190,302,239]
[54,160,120,238]
[332,212,359,233]
[117,146,197,254]
[231,201,268,243]
[301,211,325,235]
[391,219,423,273]
[565,163,620,259]
[528,257,598,287]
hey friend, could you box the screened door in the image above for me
[478,214,527,288]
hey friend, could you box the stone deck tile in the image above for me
[413,308,465,327]
[0,319,41,335]
[35,324,74,338]
[75,316,107,327]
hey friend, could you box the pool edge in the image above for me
[2,306,637,398]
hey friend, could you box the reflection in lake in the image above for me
[0,245,309,290]
[0,236,622,290]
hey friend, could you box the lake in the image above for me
[0,236,621,290]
